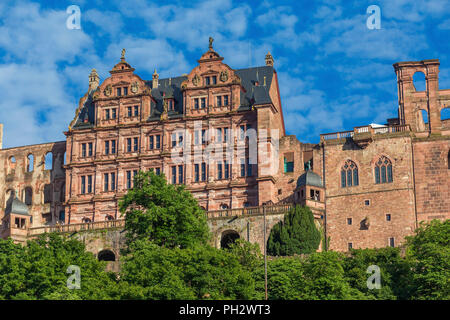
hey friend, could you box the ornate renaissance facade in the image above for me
[0,41,449,252]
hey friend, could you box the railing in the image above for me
[27,204,295,236]
[206,203,293,219]
[28,219,126,236]
[321,124,410,141]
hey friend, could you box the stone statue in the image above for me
[121,48,126,60]
[209,37,214,50]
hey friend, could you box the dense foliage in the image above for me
[119,170,210,248]
[0,169,448,300]
[267,205,321,256]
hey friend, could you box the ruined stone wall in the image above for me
[0,141,66,227]
[321,134,417,251]
[412,137,450,222]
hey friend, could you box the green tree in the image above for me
[0,234,116,300]
[119,240,256,300]
[406,219,450,300]
[343,247,413,300]
[119,170,210,249]
[267,205,321,256]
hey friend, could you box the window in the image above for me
[123,87,128,96]
[194,164,200,182]
[155,167,161,175]
[347,218,352,225]
[117,87,122,96]
[126,171,132,189]
[194,98,199,110]
[224,127,229,142]
[127,138,132,152]
[80,175,92,194]
[348,243,353,250]
[216,128,222,143]
[194,130,200,145]
[201,98,206,109]
[178,133,183,147]
[389,237,395,247]
[134,105,139,116]
[201,129,206,144]
[171,166,176,184]
[112,108,117,119]
[217,96,222,107]
[205,77,210,85]
[224,161,230,179]
[88,143,93,156]
[149,136,154,150]
[156,135,161,149]
[133,137,139,151]
[224,95,229,106]
[168,100,174,111]
[105,141,110,155]
[284,154,294,173]
[364,200,370,206]
[27,154,34,172]
[171,133,177,147]
[104,173,109,191]
[386,214,391,221]
[201,163,206,181]
[111,140,116,154]
[217,162,223,180]
[375,156,393,184]
[104,173,116,191]
[212,76,217,85]
[240,158,246,177]
[82,143,86,157]
[127,107,132,117]
[341,160,359,187]
[105,109,110,120]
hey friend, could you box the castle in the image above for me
[0,40,449,254]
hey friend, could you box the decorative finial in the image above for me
[209,36,214,50]
[121,48,126,61]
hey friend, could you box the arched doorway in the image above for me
[98,249,116,261]
[220,230,240,249]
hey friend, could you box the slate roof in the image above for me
[297,171,324,188]
[5,196,30,216]
[72,66,275,128]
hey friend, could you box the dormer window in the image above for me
[201,97,206,109]
[117,88,122,96]
[205,77,210,86]
[134,105,139,116]
[123,87,128,95]
[212,76,217,85]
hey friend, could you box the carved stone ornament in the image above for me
[104,84,112,96]
[220,70,228,82]
[131,81,139,93]
[192,74,200,86]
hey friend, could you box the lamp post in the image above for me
[263,205,268,300]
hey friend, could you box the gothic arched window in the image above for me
[374,156,393,184]
[341,160,359,187]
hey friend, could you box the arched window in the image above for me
[82,217,91,223]
[220,203,229,210]
[413,71,426,91]
[105,215,114,221]
[27,154,34,172]
[374,156,393,184]
[44,152,53,170]
[341,160,359,187]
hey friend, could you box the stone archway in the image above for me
[98,249,116,261]
[220,230,240,249]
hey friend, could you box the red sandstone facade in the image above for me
[0,43,448,251]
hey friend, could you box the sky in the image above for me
[0,0,449,148]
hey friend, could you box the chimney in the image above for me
[152,69,159,88]
[0,123,3,149]
[88,69,100,91]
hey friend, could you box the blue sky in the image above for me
[0,0,449,148]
